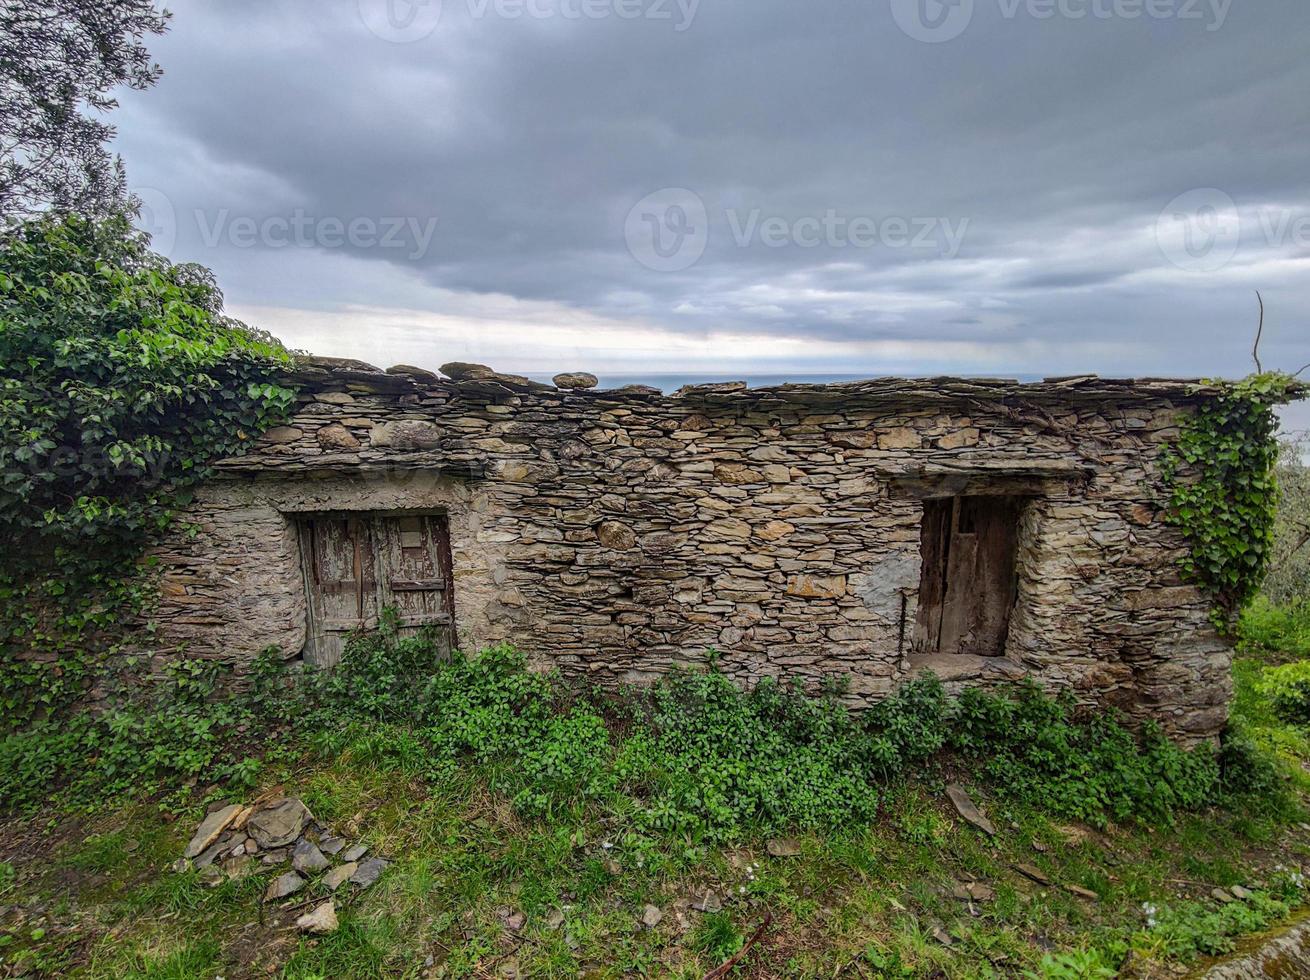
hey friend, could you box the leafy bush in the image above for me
[1028,949,1118,979]
[1144,891,1289,960]
[863,673,948,774]
[0,657,258,810]
[1238,596,1310,661]
[1216,731,1284,800]
[946,683,1220,826]
[628,669,880,839]
[0,624,1241,834]
[0,213,296,726]
[1257,660,1310,725]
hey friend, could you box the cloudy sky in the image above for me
[113,0,1308,400]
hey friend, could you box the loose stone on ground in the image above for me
[296,901,339,935]
[264,871,306,902]
[175,796,388,910]
[248,798,312,849]
[292,839,330,874]
[946,784,996,836]
[766,838,802,857]
[351,857,388,889]
[183,803,243,859]
[323,863,357,891]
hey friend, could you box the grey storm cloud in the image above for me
[111,0,1310,382]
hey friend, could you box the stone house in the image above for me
[150,357,1233,742]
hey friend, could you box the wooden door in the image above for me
[376,514,455,656]
[914,499,953,651]
[299,516,380,668]
[299,513,455,667]
[914,496,1021,657]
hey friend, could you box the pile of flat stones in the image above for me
[176,796,387,934]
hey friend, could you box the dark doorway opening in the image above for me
[914,495,1023,657]
[297,512,455,668]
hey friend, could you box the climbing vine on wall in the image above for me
[0,213,298,727]
[1162,372,1303,630]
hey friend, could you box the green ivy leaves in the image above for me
[1163,373,1303,630]
[0,213,297,726]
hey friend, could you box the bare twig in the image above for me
[703,912,773,980]
[1253,291,1265,373]
[1293,361,1310,379]
[1268,525,1310,574]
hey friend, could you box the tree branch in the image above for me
[1253,291,1265,373]
[703,912,772,980]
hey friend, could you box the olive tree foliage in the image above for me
[0,0,170,221]
[1265,434,1310,605]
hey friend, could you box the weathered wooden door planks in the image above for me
[914,496,1022,657]
[298,513,455,667]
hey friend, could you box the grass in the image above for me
[1238,596,1310,663]
[1,772,1306,978]
[1,614,1309,977]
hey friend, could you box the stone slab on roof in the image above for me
[283,355,1246,408]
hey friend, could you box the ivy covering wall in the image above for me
[0,214,297,726]
[1163,373,1304,629]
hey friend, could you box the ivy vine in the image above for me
[0,213,298,727]
[1162,372,1304,630]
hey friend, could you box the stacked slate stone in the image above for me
[178,796,387,933]
[146,358,1236,743]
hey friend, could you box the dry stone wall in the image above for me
[147,359,1232,742]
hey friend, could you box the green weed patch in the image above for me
[0,624,1263,837]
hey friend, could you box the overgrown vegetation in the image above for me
[0,623,1271,838]
[1,626,1308,978]
[0,213,296,725]
[1162,372,1303,629]
[1239,595,1310,662]
[1259,660,1310,726]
